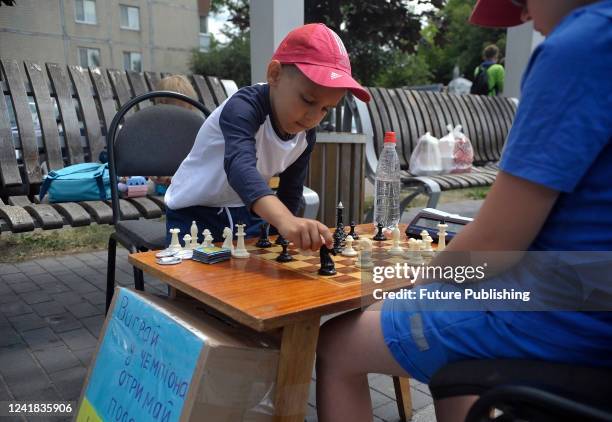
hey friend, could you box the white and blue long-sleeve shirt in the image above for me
[165,83,315,214]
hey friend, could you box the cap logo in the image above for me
[327,28,348,57]
[330,71,343,80]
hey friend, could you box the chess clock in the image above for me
[405,208,473,243]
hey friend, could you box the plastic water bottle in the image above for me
[373,131,401,229]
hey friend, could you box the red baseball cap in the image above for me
[272,23,371,103]
[469,0,525,28]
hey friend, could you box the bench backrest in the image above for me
[350,87,517,179]
[0,58,237,200]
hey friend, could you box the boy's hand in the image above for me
[277,216,333,251]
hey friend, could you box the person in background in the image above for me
[471,44,505,96]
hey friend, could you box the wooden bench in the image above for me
[342,88,517,213]
[0,59,322,234]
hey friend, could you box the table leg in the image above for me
[393,376,413,421]
[273,317,320,422]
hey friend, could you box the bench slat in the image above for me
[461,95,487,164]
[398,89,425,154]
[370,88,392,156]
[47,63,85,164]
[192,74,216,110]
[307,145,324,221]
[406,90,433,144]
[478,96,502,162]
[323,143,339,227]
[350,142,365,224]
[448,94,479,157]
[9,195,66,229]
[388,89,412,167]
[420,91,445,138]
[379,88,407,169]
[471,95,496,163]
[0,204,36,232]
[107,69,133,109]
[80,200,113,224]
[126,71,151,109]
[206,76,227,105]
[69,66,105,163]
[90,68,117,131]
[1,59,43,185]
[0,67,23,188]
[52,202,91,227]
[147,194,165,211]
[126,197,162,219]
[115,198,141,220]
[365,88,384,156]
[25,61,64,172]
[144,71,161,90]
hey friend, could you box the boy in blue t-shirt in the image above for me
[165,24,370,250]
[315,1,612,421]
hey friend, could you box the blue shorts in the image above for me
[165,205,264,247]
[381,281,612,383]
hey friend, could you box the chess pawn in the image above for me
[389,226,404,256]
[356,238,374,269]
[204,233,214,248]
[202,229,211,246]
[420,229,429,241]
[437,223,448,251]
[222,227,234,251]
[341,235,358,257]
[422,235,435,262]
[348,221,360,240]
[406,238,424,266]
[255,223,272,248]
[183,234,193,250]
[190,221,199,246]
[169,228,181,251]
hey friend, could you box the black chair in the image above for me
[105,91,211,312]
[429,359,612,422]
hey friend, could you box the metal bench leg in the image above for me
[133,267,145,291]
[106,235,117,314]
[301,186,320,219]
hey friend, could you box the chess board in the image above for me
[245,234,418,287]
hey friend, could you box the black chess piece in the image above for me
[318,245,337,276]
[373,223,386,241]
[255,223,272,248]
[276,240,293,262]
[333,225,345,254]
[349,221,359,240]
[275,234,285,245]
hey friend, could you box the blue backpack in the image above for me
[39,162,112,203]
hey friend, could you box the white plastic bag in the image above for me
[451,125,474,173]
[409,132,442,176]
[439,124,456,173]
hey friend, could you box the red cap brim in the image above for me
[295,62,371,103]
[470,0,524,28]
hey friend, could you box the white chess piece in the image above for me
[183,234,193,250]
[356,238,373,268]
[342,235,358,257]
[389,226,404,256]
[420,229,429,241]
[204,233,214,248]
[232,223,250,258]
[422,235,435,262]
[190,221,199,247]
[169,228,181,250]
[437,223,448,251]
[406,238,424,266]
[222,227,234,251]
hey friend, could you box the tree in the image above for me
[190,33,251,87]
[419,0,506,83]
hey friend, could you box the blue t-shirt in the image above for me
[496,0,612,351]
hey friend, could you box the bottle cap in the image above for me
[383,132,396,143]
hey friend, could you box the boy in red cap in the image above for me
[165,24,369,249]
[316,1,611,421]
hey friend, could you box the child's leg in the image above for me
[316,306,410,422]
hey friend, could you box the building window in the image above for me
[123,52,142,72]
[75,0,97,24]
[120,5,140,30]
[78,47,101,67]
[199,15,208,34]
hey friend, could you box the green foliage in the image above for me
[374,52,433,88]
[419,0,506,83]
[190,32,251,88]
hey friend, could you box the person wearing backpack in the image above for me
[471,44,505,95]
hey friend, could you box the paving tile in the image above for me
[0,344,51,398]
[20,290,53,305]
[372,399,403,422]
[0,325,24,347]
[9,281,39,294]
[48,366,87,400]
[29,273,61,286]
[66,302,100,320]
[369,374,397,399]
[0,263,21,275]
[58,328,98,351]
[46,313,83,334]
[8,313,47,332]
[20,327,62,351]
[72,346,97,368]
[2,273,29,284]
[15,262,47,276]
[33,344,82,374]
[408,387,434,411]
[0,293,21,305]
[80,315,104,339]
[35,281,71,295]
[31,301,66,318]
[50,292,83,306]
[81,291,106,306]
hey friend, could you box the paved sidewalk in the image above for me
[0,248,436,422]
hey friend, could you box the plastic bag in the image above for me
[409,132,442,176]
[451,125,474,173]
[439,125,456,173]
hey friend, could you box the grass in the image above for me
[0,224,116,263]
